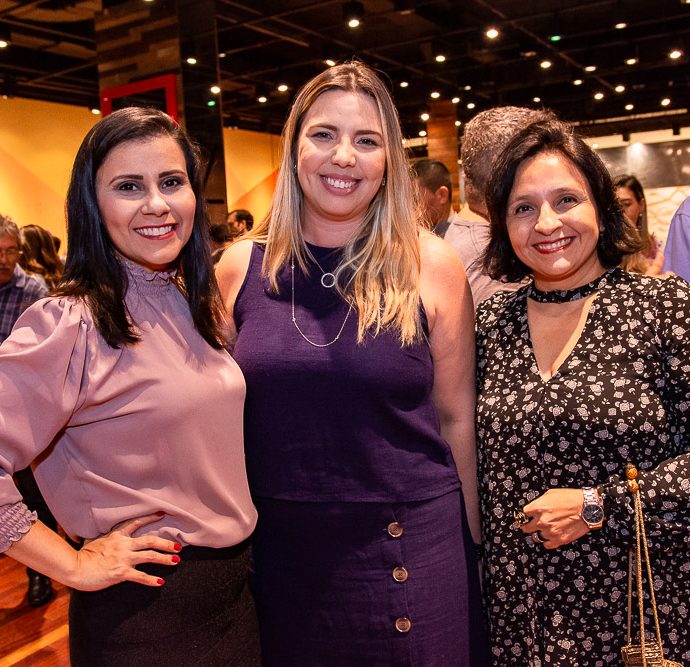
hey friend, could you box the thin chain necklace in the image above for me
[291,262,352,347]
[309,253,337,288]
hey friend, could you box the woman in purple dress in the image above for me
[217,62,487,665]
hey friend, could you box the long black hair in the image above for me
[56,106,227,348]
[483,119,641,282]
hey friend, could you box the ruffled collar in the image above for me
[120,257,178,296]
[526,268,617,303]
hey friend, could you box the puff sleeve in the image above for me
[0,297,88,551]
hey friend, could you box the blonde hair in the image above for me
[250,61,421,344]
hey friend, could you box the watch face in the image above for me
[582,504,604,525]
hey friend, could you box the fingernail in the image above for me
[174,543,182,551]
[156,511,165,517]
[156,578,165,585]
[171,555,180,564]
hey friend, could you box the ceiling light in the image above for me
[485,27,499,39]
[258,96,268,103]
[430,91,440,99]
[454,120,461,127]
[90,108,101,115]
[343,1,364,28]
[614,21,627,29]
[540,60,552,69]
[451,97,460,104]
[435,54,446,63]
[625,103,634,110]
[0,25,9,48]
[584,65,597,72]
[594,92,604,100]
[549,34,562,42]
[533,96,541,103]
[464,85,472,91]
[186,56,197,65]
[325,59,336,67]
[661,97,671,106]
[669,50,682,59]
[467,102,476,109]
[592,143,599,149]
[0,39,8,49]
[210,85,221,94]
[625,57,638,65]
[218,52,226,59]
[420,112,430,121]
[419,130,427,137]
[521,50,537,58]
[400,81,409,88]
[207,100,216,107]
[573,79,583,86]
[614,85,625,93]
[277,84,289,92]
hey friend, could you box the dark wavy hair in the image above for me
[56,106,226,348]
[483,119,642,282]
[19,225,63,288]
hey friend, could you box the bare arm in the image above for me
[419,231,481,544]
[215,239,255,345]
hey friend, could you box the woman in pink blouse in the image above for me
[0,108,260,665]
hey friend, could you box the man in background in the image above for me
[411,159,458,236]
[227,208,254,237]
[0,214,56,607]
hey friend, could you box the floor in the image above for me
[0,555,69,667]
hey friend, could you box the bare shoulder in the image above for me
[419,229,466,288]
[215,238,255,308]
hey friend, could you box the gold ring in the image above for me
[512,510,531,530]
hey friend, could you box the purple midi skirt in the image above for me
[251,489,489,666]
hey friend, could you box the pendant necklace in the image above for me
[309,254,337,288]
[291,262,352,347]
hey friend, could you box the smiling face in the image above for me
[296,89,386,239]
[615,185,645,228]
[506,150,606,291]
[95,135,195,272]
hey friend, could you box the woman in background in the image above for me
[217,62,487,666]
[0,107,259,665]
[477,119,690,665]
[19,224,64,289]
[614,173,664,274]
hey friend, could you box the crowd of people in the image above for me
[0,61,689,666]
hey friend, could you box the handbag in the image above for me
[620,464,684,667]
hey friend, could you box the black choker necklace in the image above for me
[526,269,614,303]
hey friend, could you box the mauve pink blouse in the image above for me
[0,261,256,550]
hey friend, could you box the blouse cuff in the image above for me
[0,502,37,553]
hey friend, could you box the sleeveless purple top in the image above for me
[232,242,460,502]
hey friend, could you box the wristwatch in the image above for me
[581,487,605,529]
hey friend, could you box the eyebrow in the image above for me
[308,122,383,137]
[107,169,185,186]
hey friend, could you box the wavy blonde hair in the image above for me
[249,61,421,344]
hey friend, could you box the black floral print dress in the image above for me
[476,268,690,666]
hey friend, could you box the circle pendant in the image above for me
[320,272,337,288]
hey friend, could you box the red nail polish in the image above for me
[156,578,165,585]
[174,543,182,551]
[171,555,180,564]
[156,511,165,517]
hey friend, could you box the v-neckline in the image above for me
[523,292,599,384]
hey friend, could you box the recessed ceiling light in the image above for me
[325,59,336,67]
[592,143,599,148]
[348,18,360,28]
[594,92,604,100]
[464,85,472,91]
[430,91,440,99]
[540,60,552,69]
[485,27,499,39]
[400,81,409,88]
[210,85,221,94]
[207,100,216,107]
[573,79,583,86]
[625,103,634,111]
[0,40,9,49]
[454,120,461,127]
[669,50,682,59]
[467,102,476,109]
[258,96,268,103]
[614,21,627,29]
[661,97,671,106]
[451,97,460,104]
[277,84,289,92]
[625,57,638,65]
[533,96,541,103]
[420,112,430,121]
[186,56,197,65]
[614,85,625,93]
[419,130,427,137]
[549,34,562,42]
[584,65,597,72]
[344,1,364,29]
[521,50,537,58]
[435,54,446,63]
[90,108,101,115]
[218,52,226,59]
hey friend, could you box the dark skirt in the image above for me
[252,490,489,667]
[69,540,260,666]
